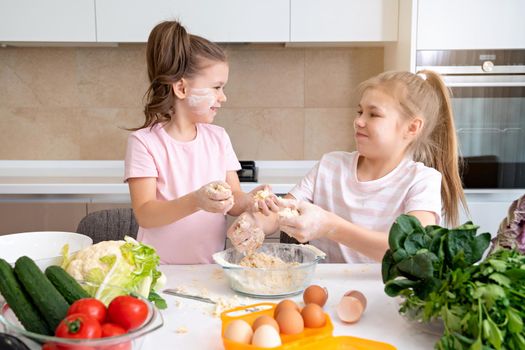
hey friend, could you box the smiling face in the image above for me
[179,61,229,123]
[354,88,415,160]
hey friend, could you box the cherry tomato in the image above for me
[107,295,148,331]
[55,313,102,340]
[41,343,58,350]
[101,323,127,338]
[67,298,107,324]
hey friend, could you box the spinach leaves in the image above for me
[382,215,525,349]
[382,215,490,299]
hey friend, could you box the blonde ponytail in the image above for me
[416,70,466,226]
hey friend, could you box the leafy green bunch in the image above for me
[382,215,525,349]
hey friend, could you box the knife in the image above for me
[162,289,216,304]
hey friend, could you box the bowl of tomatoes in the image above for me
[0,282,163,350]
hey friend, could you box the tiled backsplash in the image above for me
[0,45,384,160]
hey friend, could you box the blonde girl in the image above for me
[125,21,268,264]
[229,70,466,263]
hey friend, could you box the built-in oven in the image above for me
[416,49,525,189]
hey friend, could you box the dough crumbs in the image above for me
[239,252,288,268]
[278,207,300,219]
[253,189,271,201]
[175,327,188,334]
[212,268,224,280]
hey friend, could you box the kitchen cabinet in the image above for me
[0,0,96,42]
[416,0,525,50]
[95,0,289,43]
[0,203,87,235]
[290,0,398,42]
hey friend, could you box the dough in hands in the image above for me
[228,217,265,254]
[278,207,300,219]
[252,188,271,211]
[205,182,232,197]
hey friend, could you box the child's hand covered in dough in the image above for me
[277,199,332,243]
[194,181,234,214]
[248,185,274,215]
[227,212,265,254]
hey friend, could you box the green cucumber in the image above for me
[0,259,51,335]
[14,256,69,331]
[45,265,89,303]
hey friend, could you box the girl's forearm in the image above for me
[325,212,389,262]
[133,192,199,228]
[228,190,251,216]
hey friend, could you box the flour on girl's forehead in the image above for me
[187,88,216,114]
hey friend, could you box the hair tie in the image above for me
[417,73,427,81]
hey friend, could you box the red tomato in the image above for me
[42,343,58,350]
[107,295,148,330]
[67,298,107,324]
[100,323,131,350]
[55,313,102,339]
[42,343,94,350]
[100,323,127,338]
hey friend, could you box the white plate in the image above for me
[0,231,92,269]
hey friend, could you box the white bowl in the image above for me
[0,231,92,269]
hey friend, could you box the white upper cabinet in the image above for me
[0,0,96,42]
[290,0,398,42]
[417,0,525,50]
[96,0,289,43]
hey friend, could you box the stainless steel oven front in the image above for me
[416,49,525,189]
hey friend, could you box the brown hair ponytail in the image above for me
[132,21,226,130]
[358,70,467,227]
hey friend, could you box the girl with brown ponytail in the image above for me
[228,70,467,263]
[124,21,269,264]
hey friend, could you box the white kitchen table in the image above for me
[143,264,440,349]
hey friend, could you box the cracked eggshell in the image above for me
[343,290,367,311]
[336,295,365,324]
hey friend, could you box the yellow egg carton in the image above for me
[220,303,396,350]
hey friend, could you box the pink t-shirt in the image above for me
[289,151,442,263]
[124,123,241,264]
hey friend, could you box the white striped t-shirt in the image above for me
[289,151,442,263]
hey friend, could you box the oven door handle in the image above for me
[442,75,525,87]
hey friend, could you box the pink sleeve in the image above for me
[404,170,442,223]
[289,162,319,203]
[124,133,158,182]
[222,129,241,171]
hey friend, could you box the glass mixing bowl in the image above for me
[0,282,163,350]
[213,243,326,298]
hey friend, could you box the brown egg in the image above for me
[224,319,253,344]
[301,303,326,328]
[303,285,328,307]
[275,308,304,335]
[274,299,300,318]
[252,315,279,333]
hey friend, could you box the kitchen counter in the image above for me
[148,263,438,349]
[0,160,317,202]
[0,160,522,234]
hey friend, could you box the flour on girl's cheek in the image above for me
[186,88,216,115]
